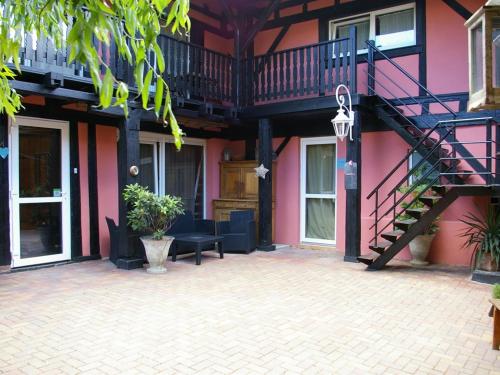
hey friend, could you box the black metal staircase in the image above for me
[358,41,499,270]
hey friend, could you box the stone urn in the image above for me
[140,236,174,274]
[409,234,435,266]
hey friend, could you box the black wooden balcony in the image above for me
[14,28,357,113]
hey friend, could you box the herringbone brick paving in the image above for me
[0,248,499,374]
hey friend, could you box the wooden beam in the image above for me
[267,25,290,55]
[441,0,473,20]
[262,0,413,30]
[0,114,10,266]
[275,136,291,157]
[87,121,100,257]
[344,111,362,262]
[242,0,281,51]
[218,0,238,29]
[116,109,144,270]
[257,118,275,251]
[69,119,83,260]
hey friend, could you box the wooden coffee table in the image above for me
[172,235,224,265]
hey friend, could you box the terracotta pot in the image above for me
[140,236,174,274]
[409,234,435,266]
[476,253,500,272]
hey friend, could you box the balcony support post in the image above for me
[344,109,362,262]
[116,108,144,270]
[257,118,275,252]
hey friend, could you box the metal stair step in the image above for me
[419,195,441,207]
[357,256,375,265]
[369,240,393,254]
[406,207,429,218]
[431,185,447,195]
[394,219,418,230]
[381,230,405,242]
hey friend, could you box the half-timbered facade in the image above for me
[1,0,498,270]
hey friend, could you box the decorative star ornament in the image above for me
[254,164,269,179]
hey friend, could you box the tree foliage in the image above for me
[0,0,190,148]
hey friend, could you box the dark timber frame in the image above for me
[257,118,275,251]
[0,114,10,266]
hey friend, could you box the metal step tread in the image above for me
[395,218,418,226]
[381,230,405,242]
[358,256,375,265]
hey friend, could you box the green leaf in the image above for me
[142,69,153,109]
[100,68,113,108]
[154,78,164,117]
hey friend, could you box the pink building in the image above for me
[0,0,497,271]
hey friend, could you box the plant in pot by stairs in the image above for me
[123,184,184,274]
[398,179,439,266]
[459,206,500,273]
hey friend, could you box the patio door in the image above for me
[300,137,337,245]
[9,117,71,267]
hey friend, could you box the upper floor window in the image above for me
[329,3,416,53]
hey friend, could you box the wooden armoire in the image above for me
[212,161,275,241]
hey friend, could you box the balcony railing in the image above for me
[16,26,358,110]
[241,30,357,106]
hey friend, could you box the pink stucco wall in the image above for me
[95,125,119,257]
[78,122,91,256]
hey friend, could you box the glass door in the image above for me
[10,117,71,267]
[300,137,337,245]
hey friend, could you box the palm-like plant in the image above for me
[459,206,500,270]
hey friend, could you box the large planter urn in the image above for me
[409,234,435,266]
[476,253,500,272]
[140,236,174,274]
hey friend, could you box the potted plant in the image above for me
[123,184,184,274]
[398,178,439,266]
[459,206,500,272]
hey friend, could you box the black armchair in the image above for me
[167,211,215,237]
[106,217,146,265]
[217,210,256,254]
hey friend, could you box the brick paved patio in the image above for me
[0,248,499,374]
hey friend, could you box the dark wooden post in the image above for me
[87,121,100,257]
[344,110,362,262]
[233,28,241,108]
[367,40,375,95]
[349,26,357,93]
[0,114,10,266]
[69,120,83,260]
[116,108,143,269]
[257,118,275,251]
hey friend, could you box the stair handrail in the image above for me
[366,40,457,119]
[366,117,446,199]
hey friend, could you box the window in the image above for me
[329,3,416,53]
[139,133,206,219]
[409,152,439,185]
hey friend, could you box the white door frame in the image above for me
[300,136,338,245]
[9,116,71,267]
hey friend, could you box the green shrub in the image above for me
[123,183,184,240]
[493,284,500,299]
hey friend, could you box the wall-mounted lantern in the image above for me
[331,84,355,141]
[466,0,500,111]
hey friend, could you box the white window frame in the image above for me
[300,136,338,246]
[139,132,207,218]
[329,3,416,53]
[137,140,159,194]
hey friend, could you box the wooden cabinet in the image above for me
[213,161,276,241]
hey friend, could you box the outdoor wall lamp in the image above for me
[331,84,355,141]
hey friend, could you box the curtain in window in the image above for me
[336,20,370,48]
[376,9,414,35]
[138,144,155,192]
[305,144,336,241]
[165,144,204,218]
